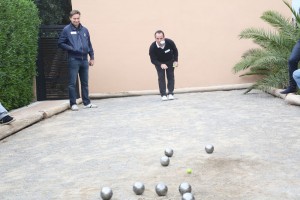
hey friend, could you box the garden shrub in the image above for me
[0,0,40,109]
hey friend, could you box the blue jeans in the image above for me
[293,69,300,88]
[288,40,300,88]
[68,57,90,106]
[0,103,8,120]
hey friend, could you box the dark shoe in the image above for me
[280,87,297,94]
[0,115,15,125]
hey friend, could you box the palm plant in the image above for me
[233,0,300,93]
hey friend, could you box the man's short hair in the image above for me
[69,10,81,18]
[154,30,165,37]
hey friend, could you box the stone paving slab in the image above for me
[0,90,299,200]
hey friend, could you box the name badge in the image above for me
[165,49,170,53]
[71,31,77,34]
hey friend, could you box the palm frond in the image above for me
[261,10,299,41]
[241,48,265,58]
[233,48,287,73]
[283,0,300,25]
[251,55,287,69]
[261,10,292,31]
[233,48,266,73]
[239,71,268,77]
[240,28,292,51]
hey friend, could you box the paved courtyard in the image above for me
[0,90,299,200]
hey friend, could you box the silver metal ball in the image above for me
[179,182,192,195]
[100,187,113,200]
[160,156,170,166]
[164,148,174,157]
[182,192,195,200]
[155,183,168,196]
[133,182,145,195]
[205,144,214,154]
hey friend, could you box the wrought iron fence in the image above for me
[36,25,79,101]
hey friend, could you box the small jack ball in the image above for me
[164,148,174,157]
[100,187,113,200]
[133,182,145,195]
[186,168,192,174]
[205,144,214,154]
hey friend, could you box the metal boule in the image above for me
[133,182,145,195]
[100,187,113,200]
[160,156,170,166]
[179,182,192,195]
[164,148,174,157]
[182,192,195,200]
[205,144,214,154]
[155,183,168,196]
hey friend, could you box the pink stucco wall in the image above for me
[72,0,292,93]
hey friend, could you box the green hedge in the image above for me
[0,0,40,110]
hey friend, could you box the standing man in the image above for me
[58,10,97,111]
[0,103,14,125]
[149,30,179,101]
[280,0,300,94]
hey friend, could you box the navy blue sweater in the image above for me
[58,23,94,60]
[149,38,178,66]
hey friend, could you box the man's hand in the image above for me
[173,61,178,68]
[89,60,94,66]
[161,64,168,69]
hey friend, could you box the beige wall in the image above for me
[72,0,292,93]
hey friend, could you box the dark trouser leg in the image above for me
[155,65,167,96]
[68,58,80,106]
[78,60,91,106]
[166,63,175,95]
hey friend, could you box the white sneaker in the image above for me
[71,104,79,111]
[161,96,168,101]
[84,103,98,108]
[168,94,175,100]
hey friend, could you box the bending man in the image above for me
[149,30,179,101]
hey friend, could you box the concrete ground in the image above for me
[0,89,300,200]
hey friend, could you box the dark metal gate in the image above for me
[36,25,79,101]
